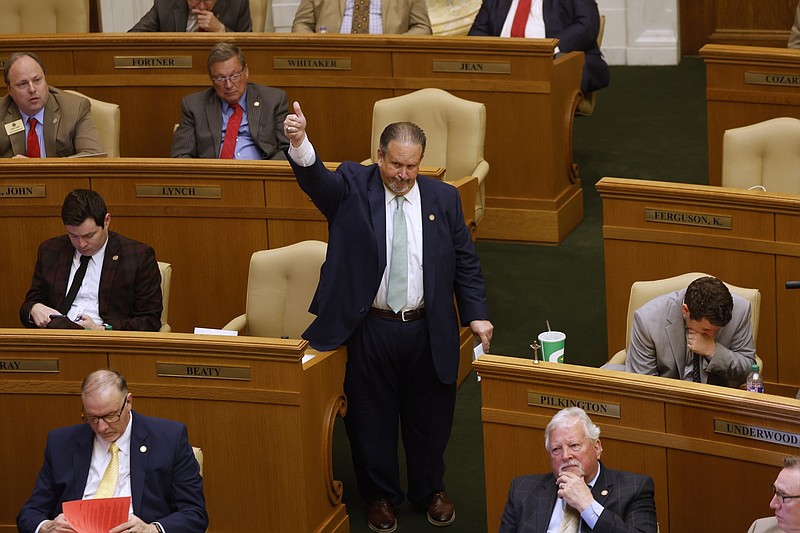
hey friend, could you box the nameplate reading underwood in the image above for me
[0,185,46,198]
[114,56,192,69]
[528,393,620,418]
[432,61,511,74]
[644,208,732,229]
[714,419,800,448]
[0,359,59,372]
[273,57,351,70]
[135,185,221,198]
[744,72,800,88]
[157,363,250,380]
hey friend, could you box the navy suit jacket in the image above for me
[468,0,609,93]
[129,0,252,32]
[17,413,208,533]
[289,156,489,384]
[19,231,163,331]
[499,464,657,533]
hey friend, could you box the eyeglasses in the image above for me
[210,70,244,85]
[82,397,126,425]
[188,0,217,7]
[773,487,800,503]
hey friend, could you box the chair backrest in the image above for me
[158,261,172,333]
[722,117,800,194]
[244,240,327,338]
[249,0,274,31]
[192,446,203,477]
[0,0,89,33]
[63,90,121,157]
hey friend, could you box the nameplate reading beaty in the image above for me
[714,419,800,448]
[744,72,800,88]
[644,208,732,229]
[135,185,221,198]
[273,58,351,70]
[0,359,59,372]
[432,61,511,74]
[157,363,250,381]
[0,185,46,198]
[527,393,620,418]
[114,56,192,69]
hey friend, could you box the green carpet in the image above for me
[336,56,708,533]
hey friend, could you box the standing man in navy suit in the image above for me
[283,102,493,531]
[17,369,208,533]
[499,407,657,533]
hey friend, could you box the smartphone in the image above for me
[47,314,84,330]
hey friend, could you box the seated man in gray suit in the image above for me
[129,0,252,32]
[171,43,289,160]
[748,456,800,533]
[499,407,657,532]
[625,275,756,387]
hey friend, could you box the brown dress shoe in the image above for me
[368,498,397,532]
[427,491,455,527]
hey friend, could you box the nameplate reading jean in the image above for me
[273,58,351,70]
[156,363,250,381]
[527,393,620,418]
[645,208,732,229]
[714,419,800,448]
[114,56,192,69]
[432,61,511,74]
[135,185,222,198]
[0,185,46,198]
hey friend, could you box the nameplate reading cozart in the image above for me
[114,56,192,69]
[644,208,732,229]
[432,61,511,74]
[527,393,620,418]
[157,363,250,381]
[744,72,800,88]
[273,57,351,70]
[0,185,46,198]
[0,359,59,372]
[135,185,221,198]
[714,419,800,448]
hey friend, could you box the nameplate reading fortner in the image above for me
[714,419,800,448]
[273,57,351,70]
[114,56,192,69]
[432,61,511,74]
[135,185,221,198]
[1,185,46,198]
[528,393,620,418]
[0,359,59,372]
[645,208,732,229]
[157,363,250,381]
[745,72,800,88]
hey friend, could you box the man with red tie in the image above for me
[1,52,104,158]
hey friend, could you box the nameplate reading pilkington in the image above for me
[157,363,250,381]
[114,56,192,68]
[0,185,46,198]
[0,359,59,372]
[528,393,620,418]
[273,57,351,70]
[745,72,800,88]
[135,185,221,198]
[644,208,732,229]
[432,61,510,74]
[714,419,800,448]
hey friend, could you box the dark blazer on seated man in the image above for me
[468,0,609,94]
[172,83,290,159]
[129,0,252,32]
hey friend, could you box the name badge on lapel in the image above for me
[4,120,24,136]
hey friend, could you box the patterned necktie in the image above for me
[59,255,91,314]
[692,351,702,383]
[351,0,371,33]
[95,443,120,498]
[27,117,41,158]
[220,103,242,159]
[558,502,581,533]
[387,196,407,313]
[510,0,532,37]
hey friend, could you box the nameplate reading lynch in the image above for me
[714,419,800,448]
[645,208,732,229]
[0,185,46,198]
[157,363,250,381]
[528,393,620,418]
[432,61,510,74]
[114,56,192,69]
[0,359,59,372]
[273,58,351,70]
[135,185,221,198]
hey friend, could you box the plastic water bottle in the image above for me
[319,26,328,34]
[746,363,764,393]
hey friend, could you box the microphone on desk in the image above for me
[786,281,800,289]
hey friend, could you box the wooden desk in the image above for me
[597,176,800,388]
[701,44,800,186]
[0,33,585,243]
[0,328,348,533]
[475,355,800,533]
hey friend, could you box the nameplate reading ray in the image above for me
[432,61,511,74]
[273,58,351,70]
[0,359,59,372]
[644,208,732,229]
[744,72,800,88]
[528,393,620,418]
[714,419,800,448]
[157,363,250,381]
[114,56,192,69]
[0,185,46,198]
[135,185,221,198]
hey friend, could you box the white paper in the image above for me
[193,327,238,336]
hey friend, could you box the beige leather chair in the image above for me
[63,90,121,157]
[576,14,606,117]
[192,446,204,477]
[249,0,275,31]
[363,88,489,225]
[722,117,800,194]
[608,272,761,374]
[158,262,172,333]
[223,240,327,338]
[0,0,89,33]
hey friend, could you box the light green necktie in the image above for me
[95,443,119,498]
[387,196,408,313]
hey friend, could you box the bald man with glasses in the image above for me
[129,0,252,32]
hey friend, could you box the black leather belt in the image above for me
[369,307,426,322]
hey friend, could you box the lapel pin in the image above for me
[600,489,608,496]
[254,101,260,107]
[112,255,119,261]
[140,445,147,453]
[429,214,435,221]
[53,118,58,124]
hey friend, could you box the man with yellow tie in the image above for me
[17,369,208,533]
